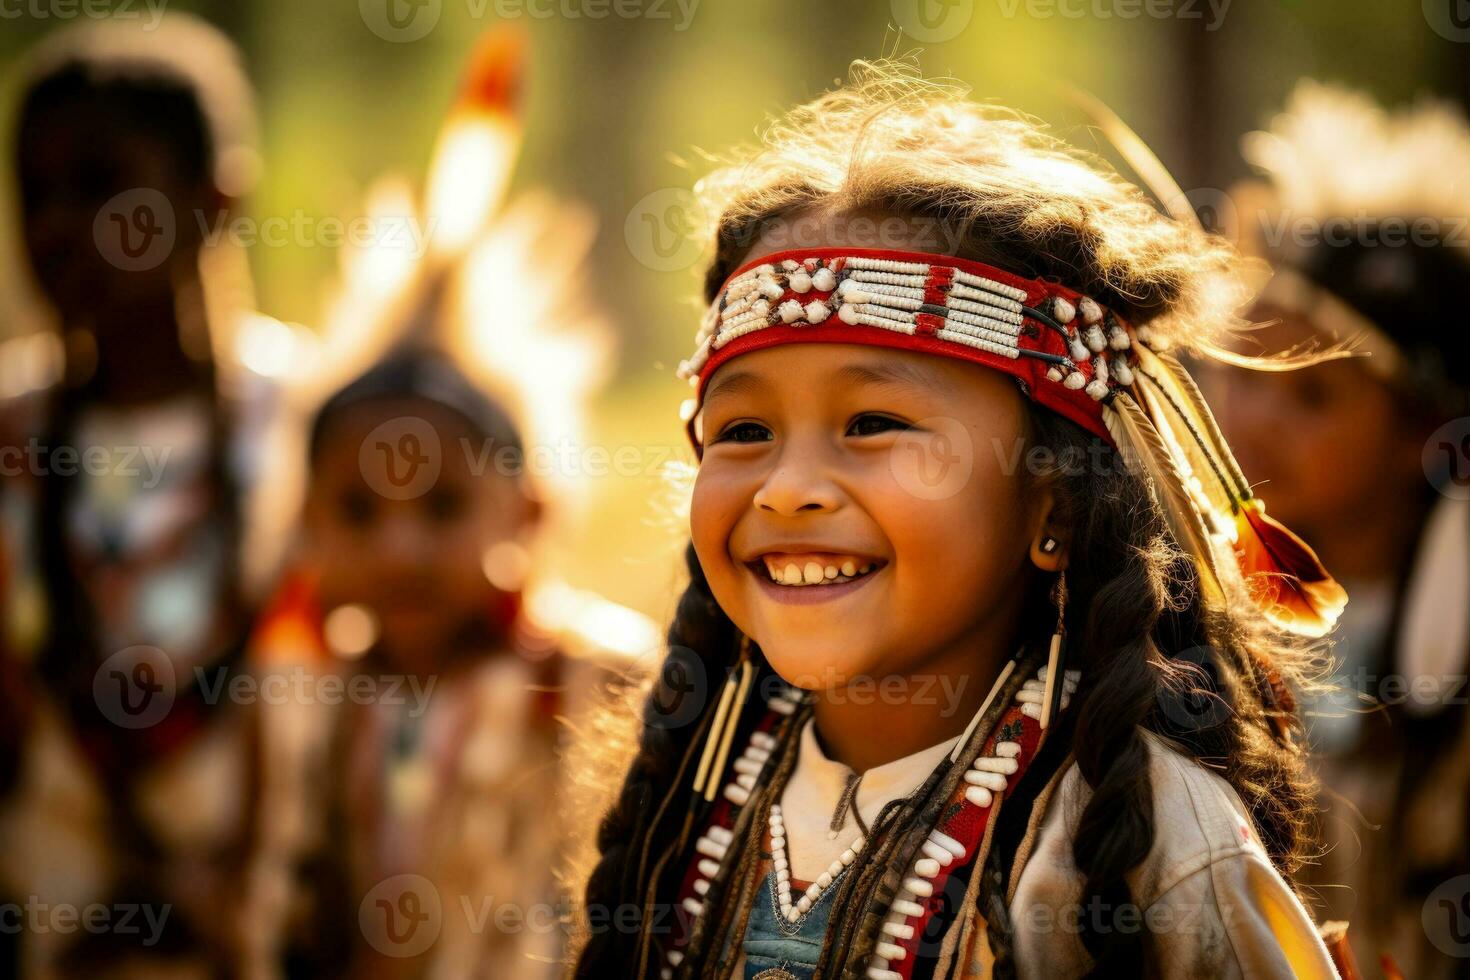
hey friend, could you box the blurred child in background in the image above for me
[0,15,270,978]
[242,32,655,979]
[260,347,647,979]
[1211,81,1470,977]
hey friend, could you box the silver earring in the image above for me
[1040,535,1059,554]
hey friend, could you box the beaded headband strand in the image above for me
[677,247,1346,640]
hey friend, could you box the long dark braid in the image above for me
[573,542,746,976]
[976,409,1317,977]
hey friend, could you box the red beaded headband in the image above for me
[678,247,1151,446]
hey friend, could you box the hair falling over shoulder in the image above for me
[569,60,1328,979]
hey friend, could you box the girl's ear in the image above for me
[1029,492,1069,572]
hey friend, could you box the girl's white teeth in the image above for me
[764,556,878,586]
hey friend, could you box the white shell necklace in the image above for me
[768,803,864,923]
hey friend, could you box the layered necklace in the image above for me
[659,657,1079,980]
[768,801,865,923]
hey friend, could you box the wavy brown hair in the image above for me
[571,61,1324,978]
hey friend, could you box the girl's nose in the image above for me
[752,445,843,517]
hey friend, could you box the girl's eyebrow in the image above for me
[835,362,955,396]
[702,369,769,407]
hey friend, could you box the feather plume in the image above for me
[1065,86,1197,226]
[424,27,526,258]
[1103,392,1224,606]
[1131,346,1346,637]
[1194,336,1362,373]
[1152,350,1251,499]
[312,28,610,517]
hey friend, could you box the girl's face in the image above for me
[305,397,537,669]
[691,342,1049,689]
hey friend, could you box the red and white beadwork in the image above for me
[865,666,1077,980]
[660,669,1075,980]
[677,248,1148,445]
[662,690,801,980]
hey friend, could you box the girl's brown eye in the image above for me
[847,414,910,437]
[714,421,773,444]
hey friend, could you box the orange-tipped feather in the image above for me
[424,27,527,257]
[455,26,526,120]
[1234,499,1348,637]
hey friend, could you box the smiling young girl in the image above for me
[572,65,1348,979]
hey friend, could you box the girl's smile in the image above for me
[746,551,888,605]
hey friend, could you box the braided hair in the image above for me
[573,542,745,976]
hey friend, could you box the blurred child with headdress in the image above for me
[240,31,656,980]
[0,14,297,978]
[1209,81,1470,977]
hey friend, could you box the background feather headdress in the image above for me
[1234,81,1470,411]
